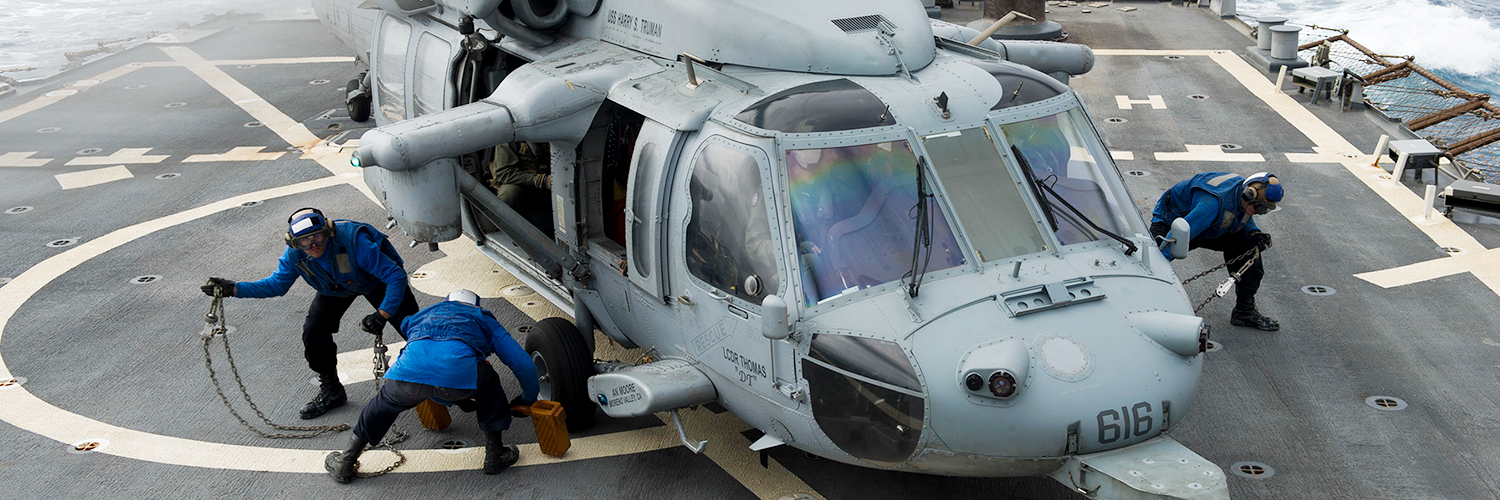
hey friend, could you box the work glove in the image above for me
[1251,232,1272,251]
[509,396,534,418]
[200,277,235,297]
[533,173,550,189]
[360,312,387,335]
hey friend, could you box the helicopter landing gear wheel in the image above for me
[345,78,371,123]
[523,317,597,429]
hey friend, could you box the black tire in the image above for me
[346,79,371,123]
[523,317,597,429]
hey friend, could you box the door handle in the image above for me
[677,294,696,306]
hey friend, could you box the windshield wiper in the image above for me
[902,157,937,298]
[1011,145,1138,256]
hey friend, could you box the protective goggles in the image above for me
[290,230,330,249]
[1251,200,1277,215]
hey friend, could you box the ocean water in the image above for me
[1237,0,1500,98]
[0,0,313,82]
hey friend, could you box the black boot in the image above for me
[301,373,347,419]
[1230,302,1280,331]
[326,434,368,483]
[483,431,519,475]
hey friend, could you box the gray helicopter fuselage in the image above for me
[317,0,1210,479]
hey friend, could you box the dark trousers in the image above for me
[353,361,511,444]
[1151,221,1264,307]
[303,286,420,377]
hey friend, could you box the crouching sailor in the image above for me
[199,208,420,419]
[329,289,540,483]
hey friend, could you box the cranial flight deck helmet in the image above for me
[1241,172,1284,213]
[285,208,335,249]
[447,289,480,307]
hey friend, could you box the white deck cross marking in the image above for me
[64,148,169,166]
[1154,144,1266,162]
[1111,151,1136,161]
[55,165,133,190]
[1116,94,1167,109]
[183,147,287,163]
[0,152,53,168]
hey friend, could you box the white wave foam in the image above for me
[1241,0,1500,77]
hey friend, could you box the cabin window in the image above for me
[376,16,411,122]
[922,127,1048,262]
[685,140,779,304]
[785,141,964,307]
[965,60,1069,110]
[412,32,450,117]
[804,356,924,466]
[1001,111,1129,246]
[734,79,895,133]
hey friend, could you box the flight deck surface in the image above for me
[0,4,1496,499]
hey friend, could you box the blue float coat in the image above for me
[385,301,539,398]
[233,220,409,314]
[1151,172,1261,259]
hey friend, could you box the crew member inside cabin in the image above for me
[490,141,553,234]
[1150,172,1284,331]
[328,289,539,483]
[200,208,420,419]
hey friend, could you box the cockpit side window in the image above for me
[412,32,450,117]
[734,79,895,133]
[376,16,411,122]
[964,60,1069,110]
[1001,112,1129,245]
[685,141,780,304]
[786,141,965,307]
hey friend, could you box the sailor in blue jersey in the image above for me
[329,289,539,483]
[200,208,420,419]
[1150,172,1284,331]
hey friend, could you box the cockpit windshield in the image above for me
[921,127,1048,263]
[786,141,965,307]
[1001,111,1131,246]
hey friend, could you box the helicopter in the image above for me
[312,0,1226,496]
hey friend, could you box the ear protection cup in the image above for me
[1241,172,1280,203]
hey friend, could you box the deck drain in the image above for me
[37,127,61,133]
[131,275,161,284]
[488,269,502,274]
[1229,461,1274,479]
[155,173,180,180]
[244,121,263,128]
[1189,94,1209,100]
[1366,395,1408,411]
[326,123,341,130]
[1301,285,1336,296]
[502,285,534,297]
[1164,55,1184,60]
[239,201,262,207]
[516,325,533,334]
[523,301,540,307]
[1104,117,1127,124]
[67,438,110,455]
[411,271,429,279]
[1220,143,1243,150]
[0,277,10,286]
[124,84,146,90]
[6,206,33,214]
[237,64,257,68]
[1377,174,1393,180]
[310,79,331,85]
[165,102,187,108]
[1205,340,1222,352]
[1124,170,1151,177]
[439,439,468,451]
[77,147,103,155]
[1438,246,1466,255]
[46,238,78,248]
[0,376,26,389]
